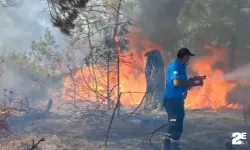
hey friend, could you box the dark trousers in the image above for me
[163,98,185,141]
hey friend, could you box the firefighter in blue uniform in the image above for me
[162,48,206,150]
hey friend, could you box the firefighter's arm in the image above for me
[170,72,196,87]
[170,68,195,87]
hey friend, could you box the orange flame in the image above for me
[63,27,241,109]
[63,27,163,105]
[185,45,240,109]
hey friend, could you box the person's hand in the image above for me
[187,78,204,88]
[193,79,204,86]
[187,77,196,88]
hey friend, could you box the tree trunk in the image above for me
[113,0,122,117]
[143,49,165,110]
[106,49,111,109]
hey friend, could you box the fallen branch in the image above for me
[126,92,147,115]
[129,90,158,115]
[28,138,45,150]
[121,90,156,116]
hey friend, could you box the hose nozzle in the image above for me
[194,75,207,80]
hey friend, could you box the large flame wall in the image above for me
[185,45,239,109]
[63,28,240,109]
[63,27,163,105]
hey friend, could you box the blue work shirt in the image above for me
[164,58,188,100]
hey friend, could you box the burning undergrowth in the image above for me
[62,27,243,110]
[185,45,241,109]
[63,27,163,106]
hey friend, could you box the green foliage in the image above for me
[7,51,49,83]
[47,0,90,35]
[178,0,250,45]
[30,28,62,75]
[179,0,238,31]
[2,51,51,100]
[3,28,61,87]
[31,28,58,63]
[2,28,63,100]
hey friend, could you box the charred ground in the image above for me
[0,99,249,150]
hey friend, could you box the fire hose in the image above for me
[149,124,169,149]
[149,75,207,149]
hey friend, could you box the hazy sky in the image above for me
[0,0,66,53]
